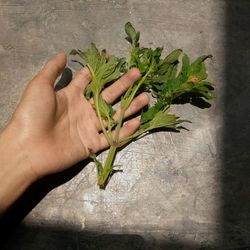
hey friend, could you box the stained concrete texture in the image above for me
[0,0,250,249]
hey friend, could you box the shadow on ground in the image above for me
[221,0,250,247]
[0,224,210,250]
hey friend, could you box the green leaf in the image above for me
[181,54,190,76]
[97,95,115,121]
[188,55,211,82]
[84,84,92,99]
[125,22,140,47]
[140,101,164,124]
[100,56,126,84]
[148,110,183,130]
[157,48,180,70]
[191,55,212,68]
[163,49,182,64]
[90,154,103,176]
[72,43,125,95]
[140,110,186,133]
[189,62,207,82]
[82,43,101,73]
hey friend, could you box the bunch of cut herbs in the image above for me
[70,22,214,188]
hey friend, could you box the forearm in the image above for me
[0,123,37,214]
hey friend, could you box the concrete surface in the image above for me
[0,0,250,249]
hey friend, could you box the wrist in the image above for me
[0,122,37,213]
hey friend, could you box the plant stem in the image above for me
[119,128,146,146]
[122,64,153,111]
[94,93,114,146]
[97,108,125,186]
[98,145,117,186]
[96,61,154,187]
[127,47,136,69]
[114,109,125,144]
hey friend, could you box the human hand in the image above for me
[0,53,149,212]
[8,53,149,179]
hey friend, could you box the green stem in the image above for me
[90,153,103,176]
[97,109,125,187]
[96,61,154,187]
[97,98,128,187]
[127,46,136,69]
[122,64,153,111]
[94,93,114,146]
[119,119,186,147]
[119,128,146,147]
[114,109,125,144]
[98,145,117,186]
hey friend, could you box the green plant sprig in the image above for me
[70,22,214,188]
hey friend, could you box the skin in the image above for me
[0,53,149,213]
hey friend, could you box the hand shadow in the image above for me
[54,67,73,92]
[0,68,90,231]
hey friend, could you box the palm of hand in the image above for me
[12,53,148,178]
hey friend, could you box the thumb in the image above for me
[32,53,67,87]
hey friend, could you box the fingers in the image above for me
[113,93,149,121]
[94,92,149,131]
[34,53,67,86]
[118,118,141,139]
[101,68,141,104]
[70,67,140,104]
[98,118,140,150]
[69,66,92,90]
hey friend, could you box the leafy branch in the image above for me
[71,22,214,188]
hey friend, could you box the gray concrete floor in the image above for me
[0,0,250,249]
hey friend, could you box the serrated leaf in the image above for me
[140,101,164,124]
[148,110,183,129]
[72,43,125,95]
[98,95,115,121]
[82,43,101,73]
[97,56,125,85]
[140,110,185,132]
